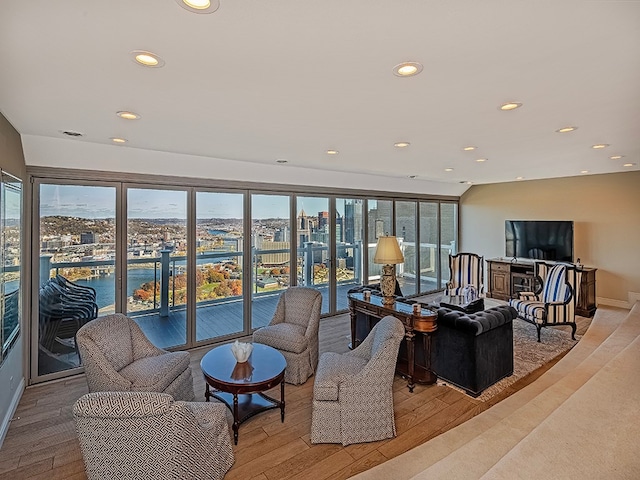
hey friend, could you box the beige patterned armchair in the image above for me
[73,391,234,480]
[310,315,405,445]
[76,313,195,401]
[253,287,322,385]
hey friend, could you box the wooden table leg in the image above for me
[406,330,415,392]
[280,381,285,422]
[232,393,239,445]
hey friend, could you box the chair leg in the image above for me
[570,323,577,340]
[536,325,542,342]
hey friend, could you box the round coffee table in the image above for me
[201,343,286,445]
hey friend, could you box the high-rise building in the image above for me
[344,199,363,244]
[318,211,329,229]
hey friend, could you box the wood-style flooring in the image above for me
[0,313,592,480]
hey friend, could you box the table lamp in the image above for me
[373,236,404,306]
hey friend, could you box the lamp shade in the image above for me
[373,236,404,264]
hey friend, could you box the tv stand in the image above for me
[486,258,597,317]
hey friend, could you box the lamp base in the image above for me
[380,264,397,306]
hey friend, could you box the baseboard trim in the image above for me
[0,377,25,448]
[596,296,632,310]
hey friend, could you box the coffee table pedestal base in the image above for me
[205,383,285,445]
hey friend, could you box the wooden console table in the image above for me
[348,293,437,392]
[486,258,597,317]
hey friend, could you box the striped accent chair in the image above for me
[445,252,484,296]
[253,287,322,385]
[310,315,405,445]
[73,391,234,480]
[76,313,195,401]
[509,261,581,342]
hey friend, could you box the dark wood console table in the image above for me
[348,293,437,392]
[486,258,597,317]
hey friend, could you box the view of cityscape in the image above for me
[36,184,455,377]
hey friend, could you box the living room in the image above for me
[1,1,639,478]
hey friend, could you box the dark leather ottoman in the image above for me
[431,304,517,397]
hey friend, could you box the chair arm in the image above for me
[181,401,230,432]
[518,291,539,301]
[78,339,133,392]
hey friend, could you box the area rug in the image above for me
[438,318,581,402]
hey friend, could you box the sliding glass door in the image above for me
[251,194,291,329]
[336,198,363,311]
[195,191,244,342]
[36,183,116,378]
[126,188,187,349]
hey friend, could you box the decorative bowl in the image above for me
[230,340,253,363]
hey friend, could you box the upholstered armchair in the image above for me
[76,313,195,401]
[252,287,322,385]
[509,261,581,342]
[310,315,405,445]
[445,252,484,296]
[73,391,234,480]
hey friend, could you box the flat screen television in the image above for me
[505,220,574,262]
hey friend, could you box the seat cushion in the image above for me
[313,352,368,401]
[118,351,191,392]
[253,323,308,354]
[509,299,546,324]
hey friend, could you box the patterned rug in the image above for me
[438,318,581,402]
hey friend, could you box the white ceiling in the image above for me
[1,1,639,193]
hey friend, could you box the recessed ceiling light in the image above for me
[462,146,476,151]
[175,0,220,14]
[499,102,522,111]
[610,155,624,160]
[408,175,417,179]
[444,168,454,172]
[131,50,165,68]
[276,159,288,164]
[591,144,609,149]
[392,62,423,77]
[581,170,589,174]
[623,163,636,167]
[516,176,524,180]
[111,137,127,144]
[326,149,339,155]
[59,130,84,137]
[394,142,410,148]
[556,126,578,133]
[116,111,140,120]
[476,158,487,163]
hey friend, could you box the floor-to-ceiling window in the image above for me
[396,201,417,296]
[440,202,458,289]
[419,202,440,293]
[29,170,458,383]
[251,194,291,330]
[336,198,363,311]
[367,199,393,284]
[296,196,330,314]
[36,183,116,378]
[195,191,245,342]
[126,188,188,349]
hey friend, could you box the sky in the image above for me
[39,184,355,219]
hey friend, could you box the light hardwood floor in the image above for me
[0,313,591,480]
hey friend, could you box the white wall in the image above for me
[459,171,640,307]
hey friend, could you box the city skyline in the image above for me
[40,185,356,220]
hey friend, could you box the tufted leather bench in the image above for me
[431,304,517,397]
